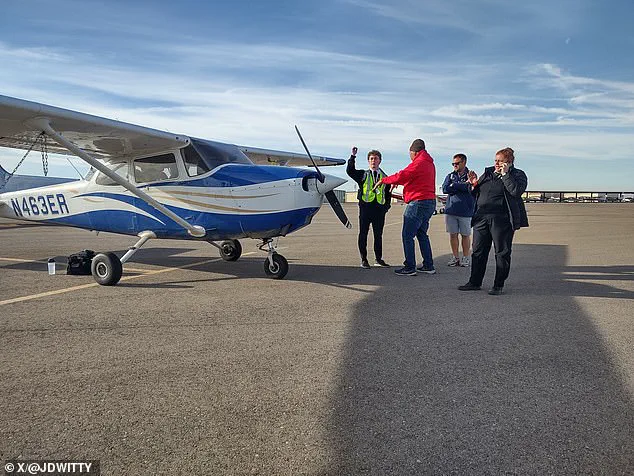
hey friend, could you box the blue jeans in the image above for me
[402,199,435,270]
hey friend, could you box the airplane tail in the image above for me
[0,165,76,193]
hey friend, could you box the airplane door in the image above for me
[92,163,137,234]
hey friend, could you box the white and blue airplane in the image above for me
[0,95,350,285]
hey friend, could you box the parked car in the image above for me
[524,196,542,203]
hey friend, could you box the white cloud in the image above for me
[341,0,580,35]
[1,38,633,190]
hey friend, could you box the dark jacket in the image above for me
[442,167,475,217]
[472,166,529,230]
[346,155,391,210]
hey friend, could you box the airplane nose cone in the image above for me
[317,174,347,194]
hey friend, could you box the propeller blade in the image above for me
[294,125,325,182]
[325,190,352,229]
[294,126,350,229]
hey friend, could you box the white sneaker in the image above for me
[447,256,460,267]
[460,256,470,267]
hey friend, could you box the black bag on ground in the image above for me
[67,250,96,275]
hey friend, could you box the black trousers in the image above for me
[358,204,387,261]
[470,213,515,288]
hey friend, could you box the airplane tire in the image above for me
[91,252,123,286]
[220,240,242,261]
[263,253,288,279]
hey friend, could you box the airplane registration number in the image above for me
[10,194,70,218]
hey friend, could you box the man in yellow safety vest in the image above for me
[346,147,392,268]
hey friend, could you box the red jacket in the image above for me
[382,150,436,203]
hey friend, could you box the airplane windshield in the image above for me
[84,167,96,181]
[96,162,130,185]
[189,138,252,171]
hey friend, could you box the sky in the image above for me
[1,0,633,192]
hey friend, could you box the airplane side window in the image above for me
[182,144,211,177]
[133,153,179,183]
[95,163,129,186]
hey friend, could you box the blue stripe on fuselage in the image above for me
[45,165,321,238]
[152,164,319,188]
[45,206,319,240]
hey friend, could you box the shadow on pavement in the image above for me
[323,243,634,474]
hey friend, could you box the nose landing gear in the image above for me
[210,238,289,279]
[259,238,288,279]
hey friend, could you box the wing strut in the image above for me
[28,117,206,238]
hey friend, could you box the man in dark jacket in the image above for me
[442,153,475,267]
[346,147,392,268]
[458,147,528,295]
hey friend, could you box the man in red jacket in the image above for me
[375,139,437,276]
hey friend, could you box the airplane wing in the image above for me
[0,94,189,160]
[239,145,345,167]
[0,95,205,236]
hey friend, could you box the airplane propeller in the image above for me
[294,126,352,229]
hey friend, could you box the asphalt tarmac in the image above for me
[1,203,633,475]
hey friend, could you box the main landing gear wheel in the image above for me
[263,253,288,279]
[219,240,242,261]
[91,252,123,286]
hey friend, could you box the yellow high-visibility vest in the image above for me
[362,169,386,204]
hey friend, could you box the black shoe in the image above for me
[458,282,481,291]
[361,260,371,269]
[488,287,504,295]
[374,259,390,267]
[394,267,417,276]
[416,265,436,274]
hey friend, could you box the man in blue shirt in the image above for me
[442,153,475,267]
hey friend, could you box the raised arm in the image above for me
[346,146,365,183]
[501,168,528,197]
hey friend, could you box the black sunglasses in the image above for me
[452,162,461,166]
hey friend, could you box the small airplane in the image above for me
[0,94,351,285]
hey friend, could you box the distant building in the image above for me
[331,189,346,203]
[345,191,357,203]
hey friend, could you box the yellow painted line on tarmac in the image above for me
[0,252,257,307]
[0,281,110,306]
[1,257,149,274]
[0,257,40,263]
[121,266,153,274]
[384,222,402,228]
